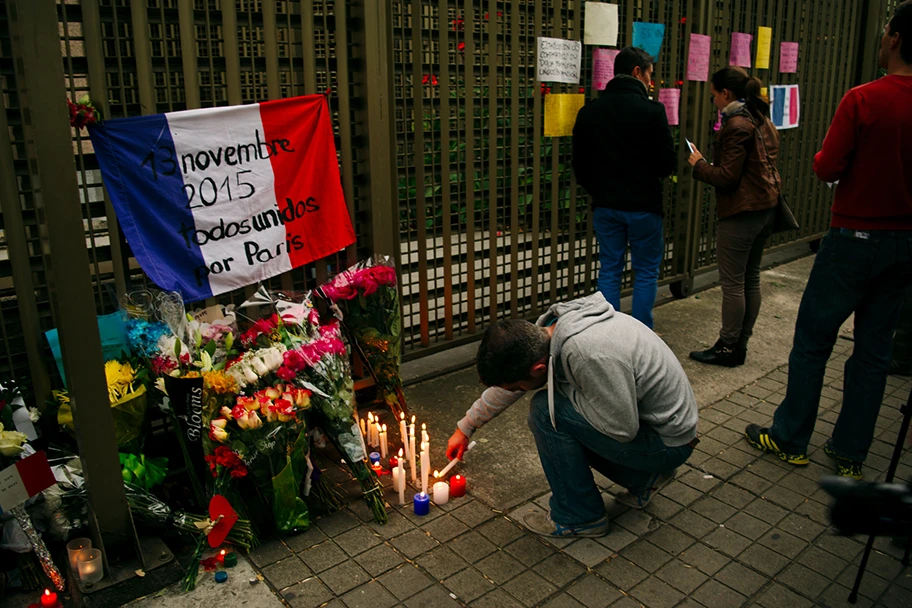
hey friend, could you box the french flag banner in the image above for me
[89,95,356,302]
[770,84,800,130]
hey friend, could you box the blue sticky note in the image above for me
[772,88,786,128]
[45,311,131,386]
[632,22,666,59]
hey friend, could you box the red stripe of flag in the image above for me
[259,96,355,269]
[16,451,56,498]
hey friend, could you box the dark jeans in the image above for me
[716,208,776,344]
[592,208,664,329]
[528,389,693,526]
[771,228,912,462]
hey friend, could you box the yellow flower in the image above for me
[0,422,28,456]
[203,371,238,395]
[105,360,136,402]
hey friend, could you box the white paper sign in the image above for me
[538,37,582,84]
[0,466,29,514]
[584,2,619,46]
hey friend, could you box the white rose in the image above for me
[28,407,40,423]
[250,357,269,376]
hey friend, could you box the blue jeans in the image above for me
[592,208,664,328]
[528,390,693,526]
[771,228,912,462]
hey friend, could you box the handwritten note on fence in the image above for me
[779,42,799,73]
[593,48,620,90]
[544,94,586,137]
[687,34,711,81]
[538,37,582,84]
[632,22,666,59]
[756,27,773,69]
[584,2,619,46]
[658,89,681,126]
[730,32,752,67]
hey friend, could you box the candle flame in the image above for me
[382,424,387,431]
[401,412,405,420]
[433,470,439,477]
[367,412,373,421]
[220,549,226,556]
[411,415,416,423]
[455,475,461,479]
[398,448,403,456]
[45,590,51,596]
[421,423,426,429]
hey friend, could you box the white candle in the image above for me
[380,424,388,459]
[432,473,449,505]
[424,437,431,480]
[397,449,406,505]
[409,433,417,482]
[399,412,410,461]
[359,416,366,437]
[421,422,428,444]
[438,456,460,478]
[420,441,429,495]
[367,413,375,446]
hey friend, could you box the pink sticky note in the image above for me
[779,42,799,73]
[658,89,681,126]
[687,34,711,82]
[593,48,619,91]
[730,32,752,67]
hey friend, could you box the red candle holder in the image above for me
[450,474,467,498]
[39,589,60,608]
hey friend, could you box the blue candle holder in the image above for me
[214,571,228,583]
[413,492,430,516]
[369,452,381,466]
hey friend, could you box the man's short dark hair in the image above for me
[476,319,550,387]
[614,46,654,77]
[889,0,912,64]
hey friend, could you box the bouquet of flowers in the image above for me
[319,257,407,418]
[285,321,387,523]
[207,382,312,533]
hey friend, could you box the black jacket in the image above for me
[572,76,677,216]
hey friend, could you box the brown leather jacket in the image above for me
[693,105,780,219]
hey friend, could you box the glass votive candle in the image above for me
[67,538,91,571]
[77,548,104,584]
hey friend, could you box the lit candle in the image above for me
[421,422,428,444]
[420,441,429,495]
[397,448,406,505]
[399,412,410,461]
[40,589,58,608]
[450,474,467,498]
[67,537,91,571]
[366,413,374,446]
[217,549,227,564]
[413,491,430,516]
[380,424,388,459]
[389,455,398,468]
[432,472,449,505]
[223,551,238,568]
[375,421,383,450]
[409,428,417,483]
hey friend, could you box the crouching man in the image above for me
[446,293,699,537]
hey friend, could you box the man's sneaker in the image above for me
[519,510,610,538]
[824,442,863,480]
[744,424,809,465]
[615,470,677,509]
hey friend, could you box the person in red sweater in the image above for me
[745,0,912,480]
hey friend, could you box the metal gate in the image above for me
[0,0,893,405]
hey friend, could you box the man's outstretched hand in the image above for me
[446,427,470,461]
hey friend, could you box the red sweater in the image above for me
[813,74,912,230]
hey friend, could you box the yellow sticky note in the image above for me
[761,87,768,98]
[544,94,586,137]
[756,26,773,69]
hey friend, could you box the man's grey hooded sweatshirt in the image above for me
[458,293,698,447]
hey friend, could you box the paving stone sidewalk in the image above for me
[249,342,912,608]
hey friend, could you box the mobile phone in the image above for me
[685,139,696,154]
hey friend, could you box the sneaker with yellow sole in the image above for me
[824,442,863,480]
[744,424,810,465]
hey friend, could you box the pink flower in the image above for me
[371,266,397,286]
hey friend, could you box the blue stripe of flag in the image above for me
[90,114,212,300]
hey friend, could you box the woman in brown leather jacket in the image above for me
[686,67,780,367]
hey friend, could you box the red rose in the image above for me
[229,464,248,478]
[276,366,296,381]
[283,350,307,372]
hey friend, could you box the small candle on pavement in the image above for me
[413,491,430,516]
[380,424,388,458]
[450,474,467,498]
[432,471,449,505]
[420,441,429,495]
[399,412,410,461]
[397,449,406,505]
[40,589,58,608]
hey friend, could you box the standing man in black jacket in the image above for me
[572,47,677,329]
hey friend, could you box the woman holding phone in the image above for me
[687,67,780,367]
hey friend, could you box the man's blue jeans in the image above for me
[592,208,664,328]
[771,228,912,462]
[528,390,693,526]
